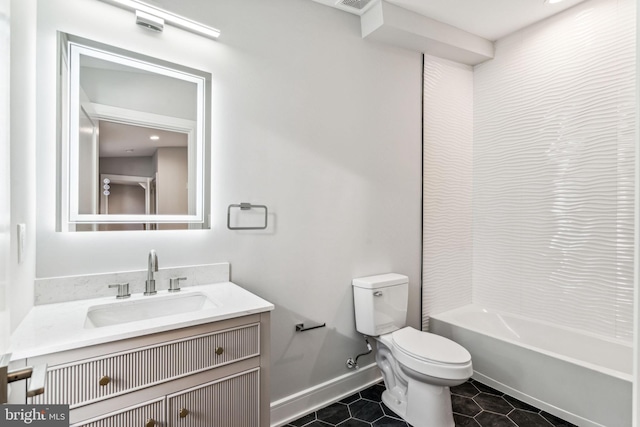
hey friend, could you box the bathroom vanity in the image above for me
[9,282,273,427]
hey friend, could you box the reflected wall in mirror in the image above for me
[60,33,211,231]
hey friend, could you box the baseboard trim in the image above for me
[270,363,382,427]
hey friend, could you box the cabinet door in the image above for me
[70,397,165,427]
[167,369,259,427]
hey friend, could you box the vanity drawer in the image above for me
[30,323,260,408]
[167,368,259,427]
[70,397,165,427]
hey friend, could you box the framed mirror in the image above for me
[60,34,211,231]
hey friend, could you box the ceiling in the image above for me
[384,0,587,41]
[99,121,187,158]
[320,0,587,41]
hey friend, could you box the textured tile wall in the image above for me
[472,0,635,340]
[422,55,474,330]
[423,0,635,339]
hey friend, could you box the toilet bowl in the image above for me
[374,327,472,427]
[352,273,472,427]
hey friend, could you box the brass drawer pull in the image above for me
[145,419,156,427]
[215,346,224,355]
[99,375,111,386]
[179,408,189,418]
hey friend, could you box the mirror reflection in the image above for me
[95,123,189,231]
[62,34,210,231]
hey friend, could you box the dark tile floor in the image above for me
[286,379,577,427]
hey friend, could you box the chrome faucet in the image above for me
[144,249,158,295]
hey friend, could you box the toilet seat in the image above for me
[392,327,471,365]
[386,327,472,381]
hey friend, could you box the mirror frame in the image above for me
[61,35,210,229]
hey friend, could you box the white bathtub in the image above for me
[430,305,632,427]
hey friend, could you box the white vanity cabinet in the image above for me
[25,313,270,427]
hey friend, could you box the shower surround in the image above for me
[423,0,636,340]
[422,0,636,423]
[472,0,635,340]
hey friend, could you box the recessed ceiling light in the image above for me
[150,135,160,141]
[545,0,564,4]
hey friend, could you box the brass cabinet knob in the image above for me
[145,419,156,427]
[179,408,189,418]
[215,346,224,355]
[99,375,111,386]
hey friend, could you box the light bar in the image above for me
[99,0,221,39]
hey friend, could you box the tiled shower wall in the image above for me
[422,56,474,331]
[423,0,636,340]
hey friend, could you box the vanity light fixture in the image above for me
[98,0,221,39]
[136,10,164,33]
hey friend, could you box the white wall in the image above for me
[156,147,188,215]
[81,67,197,121]
[77,110,97,215]
[99,156,155,177]
[0,0,9,351]
[31,0,422,405]
[8,0,36,332]
[423,0,636,341]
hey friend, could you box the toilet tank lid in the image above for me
[352,273,408,289]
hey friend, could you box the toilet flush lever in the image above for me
[373,291,383,297]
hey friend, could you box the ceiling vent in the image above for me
[338,0,373,10]
[311,0,377,16]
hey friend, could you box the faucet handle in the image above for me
[108,283,130,299]
[168,277,187,293]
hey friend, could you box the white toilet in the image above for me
[352,273,472,427]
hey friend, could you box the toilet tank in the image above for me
[352,273,409,336]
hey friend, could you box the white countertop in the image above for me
[10,282,274,360]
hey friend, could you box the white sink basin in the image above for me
[84,292,217,328]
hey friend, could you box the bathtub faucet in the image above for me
[144,249,158,296]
